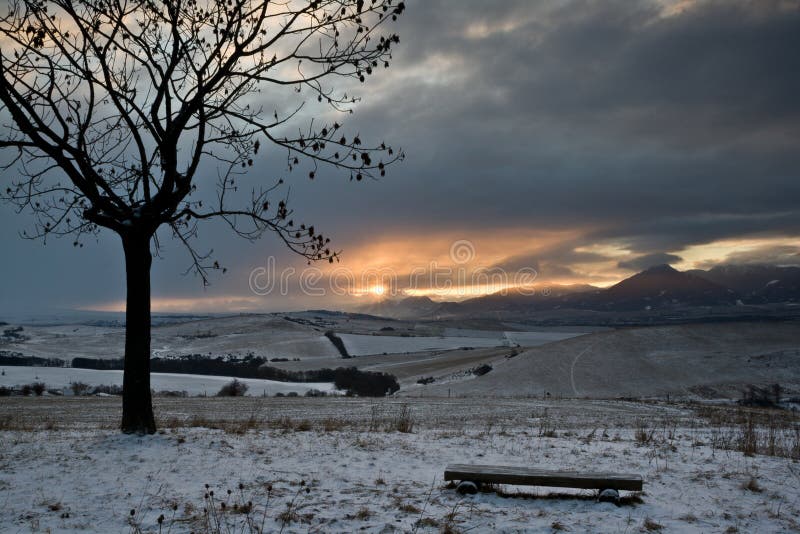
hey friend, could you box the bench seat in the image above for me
[444,464,643,491]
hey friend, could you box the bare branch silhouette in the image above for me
[0,0,406,433]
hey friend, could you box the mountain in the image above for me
[586,264,736,310]
[690,264,800,303]
[456,284,600,313]
[356,264,799,320]
[359,296,444,319]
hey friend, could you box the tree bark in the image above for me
[120,231,156,434]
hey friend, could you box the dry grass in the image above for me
[642,517,663,531]
[0,414,58,431]
[397,502,421,514]
[346,507,372,520]
[635,419,653,445]
[742,477,763,493]
[694,405,800,459]
[393,404,415,433]
[414,516,440,528]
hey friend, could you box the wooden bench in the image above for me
[444,464,643,493]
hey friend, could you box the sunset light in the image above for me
[370,285,387,296]
[2,2,800,530]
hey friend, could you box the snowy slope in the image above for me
[0,366,336,396]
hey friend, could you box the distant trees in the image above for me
[1,0,405,433]
[73,354,400,396]
[324,330,350,358]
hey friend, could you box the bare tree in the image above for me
[0,0,405,433]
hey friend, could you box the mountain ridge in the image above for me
[358,263,800,319]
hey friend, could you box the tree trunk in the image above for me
[120,232,156,434]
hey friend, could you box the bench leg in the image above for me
[598,488,619,504]
[455,481,481,495]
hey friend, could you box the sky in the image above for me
[1,0,799,315]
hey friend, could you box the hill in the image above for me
[414,321,800,399]
[691,264,800,303]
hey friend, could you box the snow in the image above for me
[3,318,342,362]
[337,331,586,356]
[1,398,798,533]
[339,333,507,356]
[503,331,584,346]
[0,366,336,396]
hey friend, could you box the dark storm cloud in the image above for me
[716,245,800,267]
[2,0,800,312]
[490,243,610,275]
[594,211,800,254]
[618,252,684,272]
[326,0,800,258]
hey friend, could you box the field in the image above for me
[1,313,586,362]
[0,366,336,397]
[4,317,800,400]
[3,316,800,532]
[416,322,800,399]
[1,397,799,533]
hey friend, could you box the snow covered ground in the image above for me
[339,331,587,357]
[338,333,508,356]
[0,366,336,397]
[1,397,798,533]
[503,330,584,346]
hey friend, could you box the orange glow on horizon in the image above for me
[78,232,800,313]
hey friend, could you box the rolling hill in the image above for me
[412,321,800,399]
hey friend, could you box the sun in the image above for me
[370,285,386,296]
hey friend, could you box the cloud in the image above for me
[618,253,684,271]
[2,0,800,312]
[718,245,800,267]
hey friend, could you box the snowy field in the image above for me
[0,366,336,397]
[1,397,798,533]
[339,331,587,357]
[2,315,343,361]
[503,331,584,346]
[338,334,506,356]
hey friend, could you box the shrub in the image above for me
[22,382,47,396]
[0,386,12,396]
[472,364,492,376]
[635,420,652,445]
[333,367,399,397]
[70,382,90,396]
[216,379,249,397]
[393,404,414,433]
[416,376,435,385]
